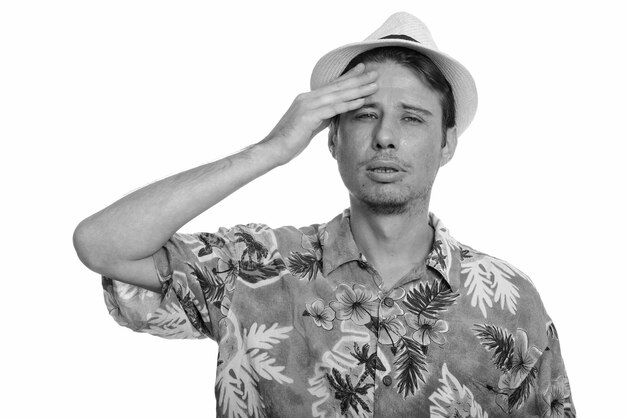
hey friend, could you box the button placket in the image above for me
[357,252,385,290]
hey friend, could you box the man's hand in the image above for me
[74,63,378,292]
[262,62,378,165]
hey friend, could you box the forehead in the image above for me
[361,61,441,113]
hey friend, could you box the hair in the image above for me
[328,46,456,148]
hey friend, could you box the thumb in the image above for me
[311,118,331,139]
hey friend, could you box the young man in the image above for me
[74,12,575,417]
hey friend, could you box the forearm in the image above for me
[74,140,283,269]
[75,64,377,272]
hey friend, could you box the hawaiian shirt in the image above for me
[101,209,576,417]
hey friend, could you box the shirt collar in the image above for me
[321,208,459,291]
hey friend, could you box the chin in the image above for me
[358,189,411,215]
[364,200,410,215]
[356,185,432,215]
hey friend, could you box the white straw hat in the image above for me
[310,12,478,137]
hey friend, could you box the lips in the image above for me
[364,160,406,183]
[370,167,398,173]
[365,160,405,173]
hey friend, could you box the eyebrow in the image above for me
[360,102,433,116]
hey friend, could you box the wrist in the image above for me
[251,135,293,167]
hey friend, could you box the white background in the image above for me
[2,1,623,416]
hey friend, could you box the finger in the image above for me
[312,69,378,97]
[333,62,365,82]
[310,81,378,109]
[317,97,367,120]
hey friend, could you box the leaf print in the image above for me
[198,232,225,257]
[473,324,514,371]
[213,257,239,291]
[394,336,429,397]
[308,320,373,418]
[431,239,448,270]
[247,348,293,383]
[403,279,459,320]
[106,277,145,301]
[237,258,287,284]
[329,283,378,326]
[461,249,531,318]
[287,251,321,281]
[235,231,269,263]
[350,343,386,387]
[178,291,213,338]
[216,315,293,418]
[429,363,487,418]
[507,329,542,388]
[490,260,522,315]
[325,368,373,415]
[461,261,494,318]
[245,322,293,351]
[498,366,537,412]
[186,261,226,304]
[145,297,206,339]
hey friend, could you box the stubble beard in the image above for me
[359,183,433,216]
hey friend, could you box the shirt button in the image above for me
[382,375,392,386]
[383,297,394,307]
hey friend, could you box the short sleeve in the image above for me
[101,228,241,342]
[532,317,576,417]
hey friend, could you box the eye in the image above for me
[403,116,424,123]
[356,113,378,120]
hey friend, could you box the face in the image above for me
[330,61,457,215]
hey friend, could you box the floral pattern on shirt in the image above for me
[101,209,576,417]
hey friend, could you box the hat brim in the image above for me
[310,38,477,137]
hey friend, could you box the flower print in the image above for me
[542,376,571,418]
[214,258,239,292]
[288,226,327,281]
[377,287,406,318]
[220,295,231,316]
[305,299,336,330]
[505,329,542,388]
[378,315,407,346]
[330,283,378,325]
[405,313,449,346]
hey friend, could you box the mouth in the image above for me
[369,167,399,173]
[365,161,405,173]
[364,160,406,183]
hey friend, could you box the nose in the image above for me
[372,116,398,150]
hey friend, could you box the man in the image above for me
[74,12,575,417]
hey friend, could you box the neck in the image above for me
[348,197,434,269]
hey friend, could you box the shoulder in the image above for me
[185,221,329,258]
[454,240,551,328]
[454,240,558,356]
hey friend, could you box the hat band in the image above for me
[378,34,420,43]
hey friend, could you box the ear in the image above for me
[328,119,338,159]
[439,126,457,167]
